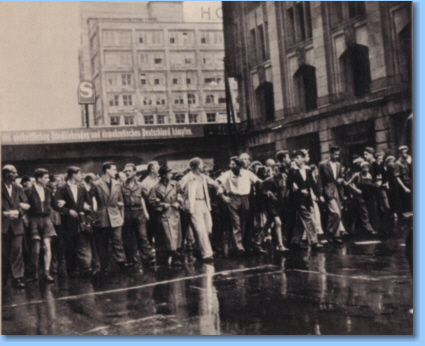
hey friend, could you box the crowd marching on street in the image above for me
[2,145,413,289]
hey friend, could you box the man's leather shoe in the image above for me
[333,237,343,244]
[12,278,25,289]
[43,274,55,283]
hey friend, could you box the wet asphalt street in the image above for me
[2,225,413,335]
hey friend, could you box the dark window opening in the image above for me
[258,24,267,61]
[294,64,318,112]
[340,44,371,98]
[348,1,366,18]
[296,3,306,42]
[255,81,275,122]
[399,23,412,82]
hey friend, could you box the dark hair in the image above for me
[310,164,318,172]
[20,175,31,185]
[230,156,242,168]
[49,175,57,183]
[256,166,268,180]
[84,175,93,184]
[272,163,281,170]
[67,166,81,180]
[34,168,49,181]
[2,165,15,180]
[330,146,340,154]
[102,162,116,173]
[276,150,289,161]
[189,157,202,170]
[147,161,159,173]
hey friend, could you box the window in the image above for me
[330,2,366,27]
[139,37,144,44]
[255,82,275,122]
[201,37,207,44]
[154,58,162,64]
[206,94,214,104]
[285,2,313,45]
[123,95,133,106]
[206,113,216,123]
[144,115,154,124]
[294,64,318,112]
[143,97,152,106]
[109,95,119,107]
[110,116,120,126]
[218,96,226,104]
[204,77,222,85]
[185,58,192,65]
[348,1,366,18]
[124,116,134,125]
[186,78,191,84]
[174,96,184,105]
[187,94,196,105]
[156,97,166,106]
[157,114,165,124]
[170,37,175,44]
[122,74,131,85]
[154,79,160,85]
[173,78,179,85]
[189,113,198,123]
[175,114,186,123]
[140,74,146,85]
[258,24,267,61]
[340,44,371,97]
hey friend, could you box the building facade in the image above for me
[79,1,239,127]
[222,1,412,164]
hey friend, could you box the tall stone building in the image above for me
[222,1,412,164]
[79,1,239,127]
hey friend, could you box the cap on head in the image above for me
[360,161,371,168]
[292,150,306,158]
[330,146,340,153]
[398,145,409,152]
[364,147,375,155]
[375,151,386,158]
[385,155,396,163]
[353,157,364,165]
[159,165,172,177]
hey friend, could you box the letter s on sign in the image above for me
[78,81,96,104]
[80,82,93,97]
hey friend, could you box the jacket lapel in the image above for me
[98,179,111,199]
[326,160,335,181]
[109,180,119,204]
[65,184,77,207]
[2,183,12,204]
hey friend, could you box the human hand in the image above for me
[69,210,79,218]
[57,200,66,208]
[19,203,30,211]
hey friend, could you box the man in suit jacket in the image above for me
[54,166,94,277]
[287,151,323,250]
[92,162,128,274]
[395,146,413,214]
[318,146,345,243]
[25,168,57,283]
[2,165,30,288]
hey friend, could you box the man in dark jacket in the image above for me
[287,151,323,250]
[2,165,30,288]
[54,167,94,277]
[25,168,57,283]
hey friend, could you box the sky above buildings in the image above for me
[0,1,222,132]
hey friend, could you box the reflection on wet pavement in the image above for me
[2,233,413,335]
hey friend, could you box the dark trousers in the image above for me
[291,205,318,245]
[227,195,249,252]
[146,203,157,246]
[376,187,392,233]
[51,225,66,273]
[2,230,24,282]
[64,226,93,274]
[123,210,155,263]
[94,227,127,271]
[354,198,375,234]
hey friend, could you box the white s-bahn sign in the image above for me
[78,81,96,104]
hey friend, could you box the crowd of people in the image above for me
[2,145,413,289]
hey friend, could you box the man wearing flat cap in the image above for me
[395,146,413,214]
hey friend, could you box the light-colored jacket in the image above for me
[179,172,218,214]
[92,178,124,228]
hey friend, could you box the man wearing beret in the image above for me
[395,146,413,214]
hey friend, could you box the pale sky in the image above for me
[0,1,222,132]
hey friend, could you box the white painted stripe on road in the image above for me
[288,269,407,281]
[354,241,382,245]
[3,264,278,309]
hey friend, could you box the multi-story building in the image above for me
[222,1,412,164]
[79,1,239,127]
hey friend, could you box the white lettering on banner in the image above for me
[2,126,203,145]
[168,159,214,173]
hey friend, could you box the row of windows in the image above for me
[101,51,223,68]
[109,112,220,126]
[106,73,223,87]
[108,94,228,108]
[101,30,223,48]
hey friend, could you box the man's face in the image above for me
[363,151,372,161]
[107,165,118,178]
[387,159,395,167]
[7,167,18,182]
[401,150,409,159]
[50,180,58,188]
[331,151,340,161]
[152,163,160,175]
[229,160,237,170]
[74,171,83,183]
[198,160,204,172]
[376,155,384,165]
[166,171,173,181]
[295,155,304,167]
[39,174,50,187]
[361,165,370,174]
[124,166,136,179]
[24,181,33,188]
[304,154,310,164]
[273,166,280,177]
[240,154,251,169]
[266,159,275,167]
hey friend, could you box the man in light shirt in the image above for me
[25,168,57,283]
[318,146,345,243]
[217,156,261,254]
[141,161,160,245]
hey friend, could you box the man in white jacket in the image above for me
[180,158,219,261]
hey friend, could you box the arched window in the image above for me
[187,93,196,105]
[398,23,412,82]
[294,64,317,112]
[206,94,214,104]
[340,44,371,98]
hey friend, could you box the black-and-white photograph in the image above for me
[1,1,413,335]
